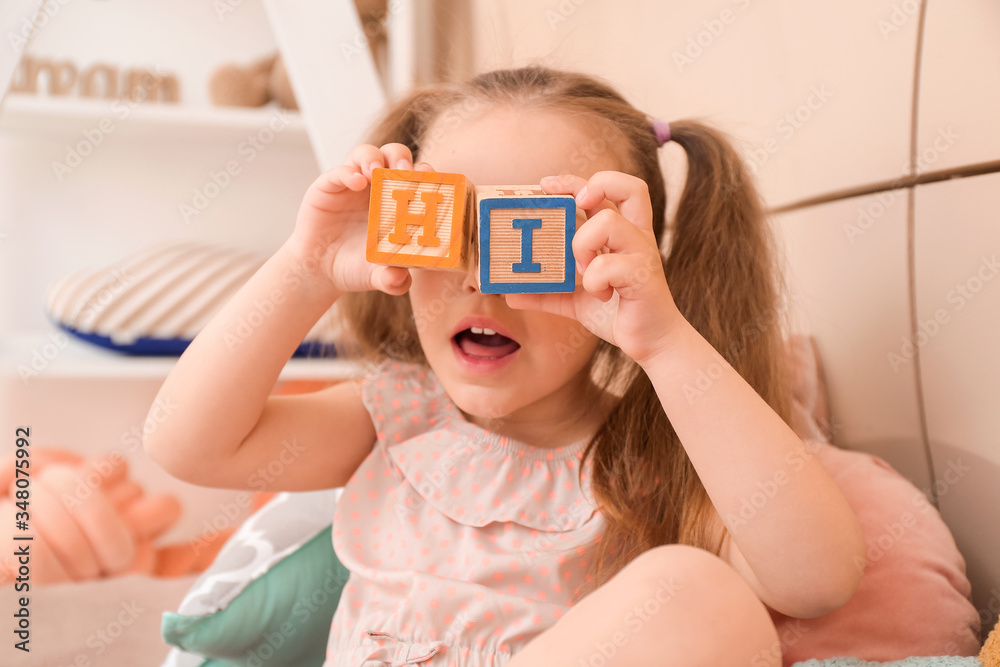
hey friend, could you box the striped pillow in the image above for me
[44,242,344,356]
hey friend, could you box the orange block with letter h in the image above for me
[366,168,473,270]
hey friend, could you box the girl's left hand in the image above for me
[504,171,686,367]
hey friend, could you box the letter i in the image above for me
[511,218,542,273]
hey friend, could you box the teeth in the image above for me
[470,326,484,334]
[483,328,496,336]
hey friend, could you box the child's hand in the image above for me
[287,143,430,296]
[505,171,685,366]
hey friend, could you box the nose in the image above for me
[461,259,479,294]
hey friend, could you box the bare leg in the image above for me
[507,544,781,667]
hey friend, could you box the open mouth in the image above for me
[452,326,521,361]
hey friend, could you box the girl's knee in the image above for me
[621,543,734,587]
[622,544,765,617]
[614,544,781,666]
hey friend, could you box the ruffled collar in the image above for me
[385,389,600,533]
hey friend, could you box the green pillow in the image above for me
[161,490,349,667]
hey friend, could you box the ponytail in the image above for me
[666,120,790,417]
[578,119,791,597]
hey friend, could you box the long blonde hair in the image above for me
[341,66,792,598]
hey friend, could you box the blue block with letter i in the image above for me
[476,186,577,294]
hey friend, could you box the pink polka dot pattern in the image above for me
[324,361,605,667]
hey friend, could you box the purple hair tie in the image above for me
[653,120,671,147]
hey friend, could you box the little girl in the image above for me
[145,66,866,666]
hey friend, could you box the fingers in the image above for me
[582,252,661,302]
[574,171,653,232]
[539,173,585,196]
[372,265,412,296]
[504,292,578,320]
[573,208,653,273]
[540,174,618,220]
[311,164,368,197]
[346,142,416,178]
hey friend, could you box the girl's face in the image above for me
[409,105,625,438]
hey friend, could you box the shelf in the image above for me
[2,333,361,381]
[0,94,307,142]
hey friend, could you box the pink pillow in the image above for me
[769,441,982,664]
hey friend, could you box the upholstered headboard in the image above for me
[768,0,1000,635]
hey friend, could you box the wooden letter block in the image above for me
[476,185,577,294]
[367,168,473,270]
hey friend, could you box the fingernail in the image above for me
[575,186,588,204]
[540,175,557,186]
[397,158,413,170]
[368,161,381,175]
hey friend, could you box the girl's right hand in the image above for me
[286,142,430,296]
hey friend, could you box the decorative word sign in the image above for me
[10,56,180,103]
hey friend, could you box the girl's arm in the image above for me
[638,319,864,619]
[143,244,374,491]
[508,171,866,620]
[143,143,418,492]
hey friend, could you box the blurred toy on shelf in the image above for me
[209,52,297,110]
